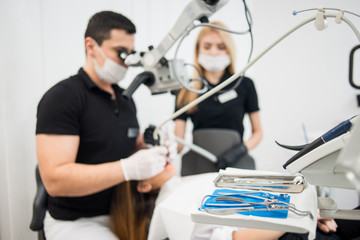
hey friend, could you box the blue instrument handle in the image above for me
[322,119,353,142]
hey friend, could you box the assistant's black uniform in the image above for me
[36,68,139,220]
[175,70,259,141]
[174,70,260,175]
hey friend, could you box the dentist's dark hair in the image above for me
[85,11,136,46]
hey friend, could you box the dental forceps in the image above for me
[216,191,296,208]
[200,191,289,208]
[200,191,314,220]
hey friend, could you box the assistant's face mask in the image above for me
[93,44,128,84]
[198,53,231,73]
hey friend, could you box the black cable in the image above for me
[243,0,254,62]
[206,0,254,94]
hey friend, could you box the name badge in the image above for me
[218,90,238,103]
[127,128,139,138]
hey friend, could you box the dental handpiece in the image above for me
[283,115,358,169]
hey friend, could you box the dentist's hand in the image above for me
[164,134,178,163]
[120,146,168,181]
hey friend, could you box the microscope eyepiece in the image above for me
[203,0,219,6]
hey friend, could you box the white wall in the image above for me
[0,0,359,239]
[250,0,360,171]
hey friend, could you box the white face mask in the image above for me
[93,45,128,84]
[198,53,231,73]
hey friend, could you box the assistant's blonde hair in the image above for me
[176,21,236,113]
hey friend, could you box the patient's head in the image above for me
[110,163,176,240]
[136,163,176,193]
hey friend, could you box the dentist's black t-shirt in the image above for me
[36,68,139,220]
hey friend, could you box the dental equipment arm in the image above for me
[143,125,217,162]
[175,136,218,163]
[123,0,229,95]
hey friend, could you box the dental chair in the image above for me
[29,166,47,240]
[181,128,255,176]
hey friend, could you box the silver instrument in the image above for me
[204,205,314,219]
[200,191,313,220]
[213,173,305,193]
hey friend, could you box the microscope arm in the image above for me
[143,0,228,67]
[125,0,229,68]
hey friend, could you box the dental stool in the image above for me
[30,166,47,240]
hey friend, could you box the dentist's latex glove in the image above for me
[120,146,168,181]
[164,134,178,163]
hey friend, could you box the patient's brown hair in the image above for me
[110,181,159,240]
